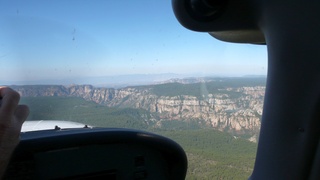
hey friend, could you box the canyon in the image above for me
[12,78,266,138]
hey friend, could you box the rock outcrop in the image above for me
[12,81,265,135]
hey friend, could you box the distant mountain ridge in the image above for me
[12,77,266,139]
[4,73,194,88]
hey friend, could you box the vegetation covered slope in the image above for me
[20,96,152,129]
[134,77,266,98]
[15,77,266,136]
[21,96,257,179]
[158,130,257,179]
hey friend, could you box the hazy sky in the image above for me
[0,0,267,83]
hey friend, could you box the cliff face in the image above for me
[13,83,265,135]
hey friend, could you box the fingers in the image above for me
[0,87,20,116]
[0,87,29,131]
[0,87,28,176]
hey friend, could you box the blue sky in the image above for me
[0,0,267,84]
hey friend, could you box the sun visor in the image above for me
[172,0,266,44]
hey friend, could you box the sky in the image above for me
[0,0,267,85]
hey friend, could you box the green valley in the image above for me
[21,96,257,179]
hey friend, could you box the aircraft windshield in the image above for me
[0,0,267,179]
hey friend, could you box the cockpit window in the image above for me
[1,0,267,179]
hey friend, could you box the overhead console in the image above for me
[4,128,187,180]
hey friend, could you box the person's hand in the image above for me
[0,87,29,177]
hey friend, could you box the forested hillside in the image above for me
[20,96,257,179]
[158,130,257,179]
[20,96,152,129]
[144,78,266,98]
[15,77,266,138]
